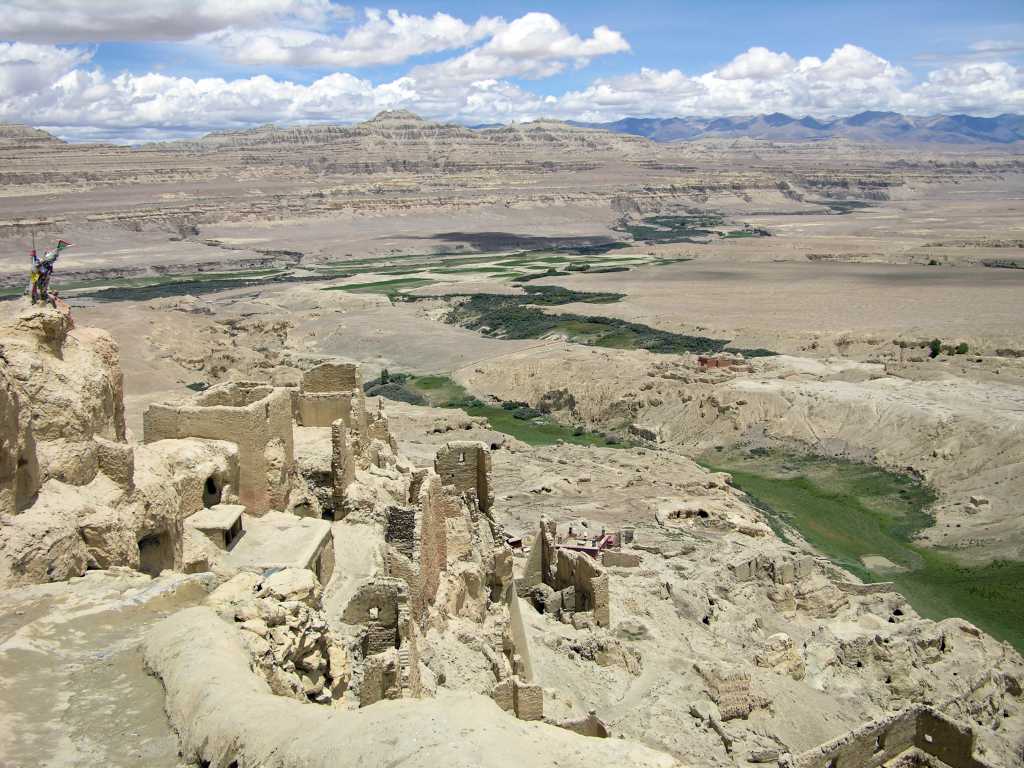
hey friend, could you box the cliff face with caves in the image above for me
[0,306,234,586]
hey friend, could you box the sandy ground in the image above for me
[542,260,1024,354]
[72,283,539,435]
[0,571,215,766]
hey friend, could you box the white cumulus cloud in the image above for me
[412,13,631,82]
[1,0,351,43]
[198,9,502,68]
[716,47,796,81]
[912,62,1024,113]
[0,42,93,99]
[556,45,916,120]
[1,40,1022,142]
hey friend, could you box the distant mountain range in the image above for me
[7,110,1024,147]
[566,111,1024,144]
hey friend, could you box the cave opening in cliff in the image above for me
[138,531,173,577]
[203,476,222,507]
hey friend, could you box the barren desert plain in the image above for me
[2,109,1024,767]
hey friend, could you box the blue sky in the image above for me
[2,0,1023,140]
[86,1,1024,87]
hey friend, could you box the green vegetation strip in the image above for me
[365,372,625,448]
[1,268,294,301]
[425,285,774,357]
[29,268,327,303]
[700,448,1024,652]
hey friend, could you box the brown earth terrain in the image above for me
[1,113,1023,767]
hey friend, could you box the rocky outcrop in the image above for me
[0,123,63,148]
[0,360,39,515]
[0,307,237,588]
[207,570,352,704]
[1,306,125,445]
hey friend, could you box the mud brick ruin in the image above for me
[144,381,294,514]
[295,361,366,429]
[784,705,997,768]
[1,305,1017,768]
[521,517,612,628]
[434,439,494,514]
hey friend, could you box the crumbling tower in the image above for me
[297,362,366,429]
[434,440,493,514]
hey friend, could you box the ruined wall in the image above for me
[384,505,422,620]
[786,706,994,768]
[915,709,992,768]
[331,418,355,517]
[297,363,365,428]
[143,382,293,515]
[311,531,335,585]
[602,550,641,568]
[302,362,361,393]
[492,676,544,721]
[361,649,401,707]
[446,498,477,564]
[93,436,134,491]
[415,472,446,614]
[342,577,422,704]
[528,518,610,627]
[506,581,535,683]
[521,529,544,590]
[343,577,407,649]
[555,548,610,627]
[299,391,354,429]
[435,441,493,514]
[383,471,447,627]
[696,662,767,721]
[365,402,397,452]
[731,552,817,585]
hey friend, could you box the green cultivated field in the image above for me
[1,210,764,303]
[700,448,1024,652]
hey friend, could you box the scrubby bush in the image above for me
[364,382,426,405]
[929,339,942,358]
[445,394,485,409]
[511,406,544,421]
[955,342,969,355]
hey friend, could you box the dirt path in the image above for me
[0,571,214,767]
